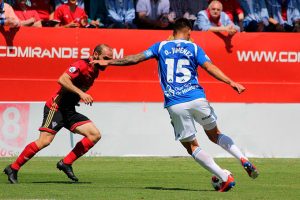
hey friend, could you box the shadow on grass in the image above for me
[31,181,92,184]
[145,186,214,192]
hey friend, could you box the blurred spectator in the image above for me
[238,0,269,32]
[209,0,244,30]
[0,0,20,28]
[54,0,84,9]
[168,0,190,24]
[30,0,55,23]
[136,0,171,29]
[105,0,136,28]
[14,0,42,27]
[194,0,240,35]
[85,0,106,28]
[187,0,208,21]
[53,0,88,28]
[4,0,15,5]
[266,0,300,32]
[0,0,5,25]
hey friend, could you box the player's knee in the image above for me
[204,124,220,144]
[94,131,101,142]
[36,137,52,149]
[88,130,101,143]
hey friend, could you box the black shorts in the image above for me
[39,105,91,134]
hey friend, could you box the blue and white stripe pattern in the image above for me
[192,147,202,159]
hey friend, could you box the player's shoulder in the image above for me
[70,59,89,69]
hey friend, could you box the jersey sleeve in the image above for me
[53,6,63,22]
[196,46,211,67]
[143,42,160,59]
[65,60,84,79]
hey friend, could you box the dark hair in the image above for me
[173,18,193,34]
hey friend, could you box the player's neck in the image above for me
[173,36,188,41]
[173,33,188,41]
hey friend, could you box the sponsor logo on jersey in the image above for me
[69,66,77,73]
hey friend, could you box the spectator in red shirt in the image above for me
[14,0,42,27]
[53,0,88,28]
[30,0,55,22]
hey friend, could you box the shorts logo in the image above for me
[52,121,57,128]
[202,113,212,120]
[69,66,77,73]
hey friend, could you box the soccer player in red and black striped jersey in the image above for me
[3,44,113,184]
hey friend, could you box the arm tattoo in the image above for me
[109,53,147,66]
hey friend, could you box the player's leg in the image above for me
[167,100,235,192]
[181,139,235,192]
[64,122,101,165]
[57,111,100,181]
[205,126,259,179]
[193,99,259,179]
[204,125,246,160]
[3,131,55,184]
[4,105,60,184]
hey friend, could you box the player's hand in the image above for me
[90,60,109,66]
[80,93,93,106]
[230,82,245,94]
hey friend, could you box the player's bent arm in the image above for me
[202,62,233,84]
[202,62,245,93]
[108,52,148,66]
[58,73,93,104]
[58,73,85,96]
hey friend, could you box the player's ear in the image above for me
[93,51,99,58]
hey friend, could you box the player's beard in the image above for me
[93,56,107,71]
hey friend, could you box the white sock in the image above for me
[192,147,228,181]
[217,134,247,160]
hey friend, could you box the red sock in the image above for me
[63,137,94,165]
[11,142,40,170]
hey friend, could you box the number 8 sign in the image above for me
[0,104,29,149]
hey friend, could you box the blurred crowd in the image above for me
[1,0,299,33]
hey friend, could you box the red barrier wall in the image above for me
[0,27,299,102]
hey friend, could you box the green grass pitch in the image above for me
[0,157,299,200]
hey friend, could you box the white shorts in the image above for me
[167,98,217,142]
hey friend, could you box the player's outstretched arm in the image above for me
[202,62,245,94]
[109,52,148,66]
[90,52,148,67]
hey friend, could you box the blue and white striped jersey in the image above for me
[144,39,211,108]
